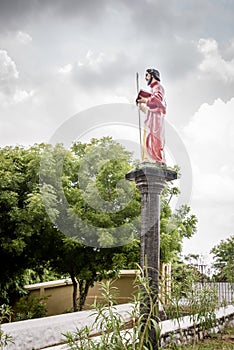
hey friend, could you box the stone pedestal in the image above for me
[126,162,177,349]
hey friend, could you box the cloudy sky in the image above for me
[0,0,234,263]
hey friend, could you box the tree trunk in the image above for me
[71,275,78,312]
[77,279,91,311]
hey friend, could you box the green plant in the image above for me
[64,267,162,349]
[64,262,221,349]
[65,280,135,349]
[188,284,218,332]
[0,304,14,348]
[183,325,234,349]
[164,272,219,346]
[13,294,49,321]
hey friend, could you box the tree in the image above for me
[51,238,135,311]
[160,184,197,263]
[0,139,140,310]
[41,137,141,310]
[211,235,234,283]
[44,139,197,310]
[0,144,62,304]
[0,138,198,312]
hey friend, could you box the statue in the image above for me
[136,69,166,164]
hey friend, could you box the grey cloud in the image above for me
[0,0,109,31]
[195,77,234,105]
[50,0,108,19]
[0,0,36,31]
[1,0,233,41]
[160,41,202,81]
[70,52,139,92]
[0,50,19,96]
[121,0,234,43]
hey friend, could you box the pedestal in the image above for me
[126,162,177,349]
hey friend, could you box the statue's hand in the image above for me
[137,97,148,104]
[139,104,147,114]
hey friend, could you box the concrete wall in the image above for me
[25,270,138,316]
[1,303,133,350]
[2,304,233,350]
[25,266,171,316]
[160,304,234,348]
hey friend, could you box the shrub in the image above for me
[13,295,49,321]
[0,304,14,347]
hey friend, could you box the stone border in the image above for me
[160,304,234,348]
[1,304,133,350]
[1,304,234,349]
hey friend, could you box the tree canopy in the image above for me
[160,185,197,263]
[0,138,197,311]
[211,235,234,283]
[0,144,62,304]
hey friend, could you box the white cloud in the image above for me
[0,0,233,259]
[58,50,106,77]
[181,98,234,254]
[13,89,34,103]
[16,30,32,44]
[0,50,19,82]
[0,50,34,105]
[183,98,234,167]
[198,38,234,82]
[0,50,19,102]
[58,63,72,74]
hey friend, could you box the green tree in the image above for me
[160,184,197,263]
[0,138,197,313]
[41,138,141,311]
[59,139,197,310]
[0,144,62,304]
[0,139,140,310]
[0,145,39,304]
[211,235,234,283]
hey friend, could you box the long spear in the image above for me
[136,72,142,158]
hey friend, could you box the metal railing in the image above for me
[196,282,234,305]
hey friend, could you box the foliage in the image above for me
[64,268,161,350]
[64,265,221,350]
[42,138,141,311]
[211,235,234,283]
[0,304,12,324]
[0,144,61,305]
[0,139,140,310]
[13,294,48,321]
[67,137,141,246]
[112,240,140,270]
[166,270,218,339]
[22,268,63,285]
[0,138,197,312]
[182,325,234,350]
[0,304,14,348]
[160,184,197,263]
[172,256,210,285]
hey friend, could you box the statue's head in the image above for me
[146,68,160,85]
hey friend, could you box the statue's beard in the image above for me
[147,75,153,86]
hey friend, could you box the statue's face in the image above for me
[145,72,151,83]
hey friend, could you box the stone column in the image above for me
[126,162,177,349]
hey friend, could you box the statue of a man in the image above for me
[136,69,166,164]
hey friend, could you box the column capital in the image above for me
[126,162,177,194]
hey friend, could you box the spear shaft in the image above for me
[136,72,142,158]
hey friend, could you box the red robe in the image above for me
[144,81,166,163]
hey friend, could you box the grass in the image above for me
[179,325,234,350]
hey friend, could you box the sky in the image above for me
[0,0,234,264]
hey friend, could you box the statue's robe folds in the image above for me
[143,81,166,164]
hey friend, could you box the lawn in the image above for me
[182,326,234,350]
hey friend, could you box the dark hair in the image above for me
[146,68,160,81]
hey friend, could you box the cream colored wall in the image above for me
[25,270,138,316]
[26,267,171,316]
